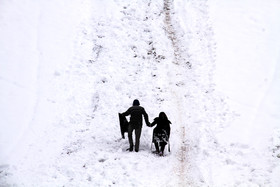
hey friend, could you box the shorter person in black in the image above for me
[149,112,171,156]
[122,99,150,152]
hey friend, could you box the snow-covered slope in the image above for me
[0,0,279,186]
[208,0,280,186]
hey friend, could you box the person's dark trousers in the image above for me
[160,142,166,153]
[154,142,165,153]
[128,125,134,151]
[134,127,142,152]
[128,124,142,152]
[154,142,160,153]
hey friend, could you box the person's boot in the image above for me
[160,144,165,156]
[135,144,139,152]
[155,143,160,154]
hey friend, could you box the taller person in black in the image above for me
[122,99,150,152]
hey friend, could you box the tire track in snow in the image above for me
[163,0,231,185]
[163,0,193,186]
[163,0,215,186]
[171,90,192,186]
[164,0,191,69]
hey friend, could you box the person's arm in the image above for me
[142,108,150,126]
[122,107,131,116]
[149,117,158,127]
[166,120,171,137]
[167,124,170,137]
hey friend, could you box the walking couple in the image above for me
[121,99,171,156]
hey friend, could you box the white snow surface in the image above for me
[0,0,280,186]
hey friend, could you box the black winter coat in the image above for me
[122,106,149,128]
[150,117,171,140]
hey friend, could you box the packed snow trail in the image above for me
[163,0,195,185]
[162,0,224,186]
[163,0,191,68]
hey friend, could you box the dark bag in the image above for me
[118,113,128,139]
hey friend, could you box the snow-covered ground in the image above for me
[209,0,280,186]
[0,0,279,186]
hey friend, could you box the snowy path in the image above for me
[163,0,196,185]
[162,0,220,185]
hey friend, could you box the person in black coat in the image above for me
[149,112,171,156]
[122,99,150,152]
